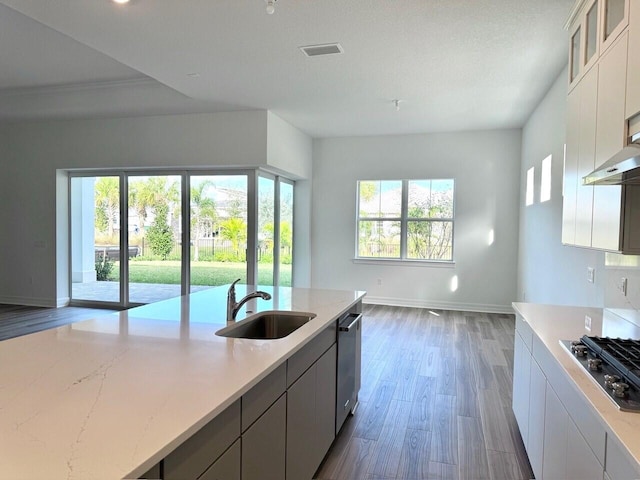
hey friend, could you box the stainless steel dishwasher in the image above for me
[336,311,362,434]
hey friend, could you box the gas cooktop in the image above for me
[561,336,640,412]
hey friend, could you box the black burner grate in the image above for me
[581,336,640,390]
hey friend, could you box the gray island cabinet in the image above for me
[141,303,354,480]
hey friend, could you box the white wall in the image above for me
[518,67,605,307]
[311,130,522,313]
[0,111,312,306]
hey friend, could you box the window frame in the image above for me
[355,179,455,264]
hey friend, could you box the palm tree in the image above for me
[191,181,217,261]
[220,217,247,260]
[94,177,119,239]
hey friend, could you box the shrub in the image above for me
[95,254,115,281]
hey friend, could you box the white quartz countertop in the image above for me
[0,285,366,480]
[512,302,640,469]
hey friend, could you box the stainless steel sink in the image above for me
[215,310,317,339]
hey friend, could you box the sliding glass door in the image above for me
[69,170,292,308]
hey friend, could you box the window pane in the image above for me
[586,2,598,63]
[258,176,275,286]
[189,175,248,293]
[358,180,402,218]
[407,221,453,261]
[358,220,400,258]
[71,176,121,303]
[605,0,625,40]
[571,27,581,81]
[408,179,454,219]
[279,182,294,287]
[128,175,182,304]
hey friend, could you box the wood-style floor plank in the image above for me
[315,305,533,480]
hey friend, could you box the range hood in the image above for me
[583,144,640,185]
[583,114,640,185]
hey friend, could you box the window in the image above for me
[356,179,454,262]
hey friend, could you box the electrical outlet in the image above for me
[619,277,628,296]
[585,315,592,331]
[587,267,595,284]
[377,278,382,286]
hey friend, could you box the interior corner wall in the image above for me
[518,66,605,307]
[0,111,282,307]
[311,130,522,313]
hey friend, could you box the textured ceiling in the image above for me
[0,0,574,138]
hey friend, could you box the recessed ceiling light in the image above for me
[112,0,130,4]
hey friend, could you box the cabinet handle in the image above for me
[606,167,619,173]
[339,314,362,332]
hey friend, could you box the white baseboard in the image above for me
[362,295,514,314]
[0,295,59,308]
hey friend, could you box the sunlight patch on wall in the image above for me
[487,228,495,246]
[541,155,552,203]
[450,275,458,292]
[526,167,534,206]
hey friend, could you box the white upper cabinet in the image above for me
[626,0,640,118]
[563,0,638,253]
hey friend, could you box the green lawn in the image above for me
[108,261,292,287]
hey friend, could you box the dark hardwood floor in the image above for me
[0,302,532,479]
[0,304,116,341]
[315,304,533,480]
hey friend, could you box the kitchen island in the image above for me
[512,303,640,480]
[0,285,365,479]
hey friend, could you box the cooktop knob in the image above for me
[588,358,602,371]
[574,345,588,357]
[612,382,630,398]
[604,374,621,389]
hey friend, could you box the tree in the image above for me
[146,204,174,259]
[190,181,217,261]
[94,177,119,239]
[220,217,247,260]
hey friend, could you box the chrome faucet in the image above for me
[226,279,272,322]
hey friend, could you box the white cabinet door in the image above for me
[542,383,569,479]
[593,32,628,250]
[626,0,640,117]
[563,86,581,245]
[527,359,547,479]
[575,65,599,247]
[512,332,532,447]
[566,420,604,480]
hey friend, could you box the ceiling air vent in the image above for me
[299,43,344,57]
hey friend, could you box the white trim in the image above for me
[352,258,455,268]
[362,296,514,314]
[565,0,589,30]
[0,77,154,97]
[0,295,60,308]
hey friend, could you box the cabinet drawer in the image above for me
[515,314,533,351]
[605,432,640,480]
[287,321,336,387]
[164,399,241,480]
[242,362,286,432]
